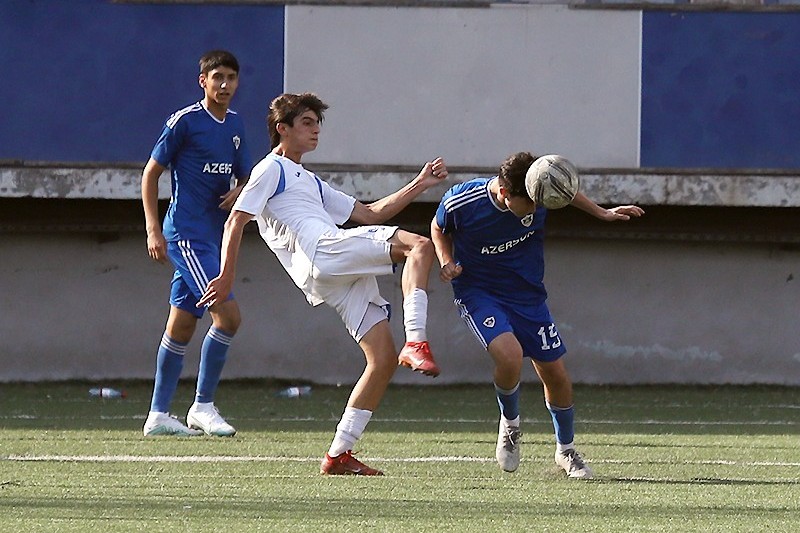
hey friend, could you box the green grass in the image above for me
[1,382,799,532]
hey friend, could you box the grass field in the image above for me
[1,381,799,532]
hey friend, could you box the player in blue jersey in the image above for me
[431,151,644,477]
[141,50,253,437]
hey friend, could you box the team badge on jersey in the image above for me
[233,135,240,150]
[483,316,495,328]
[521,213,534,227]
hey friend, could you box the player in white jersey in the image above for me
[197,93,446,475]
[431,151,644,477]
[141,50,253,438]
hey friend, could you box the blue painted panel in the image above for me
[0,0,283,162]
[641,12,800,169]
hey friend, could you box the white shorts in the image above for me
[311,225,398,341]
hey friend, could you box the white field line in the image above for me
[27,400,800,411]
[1,414,798,426]
[3,455,800,468]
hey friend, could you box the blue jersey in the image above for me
[151,102,253,243]
[435,177,548,306]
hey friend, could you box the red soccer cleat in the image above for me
[320,450,384,476]
[398,341,440,378]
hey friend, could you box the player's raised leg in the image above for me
[390,230,440,377]
[532,358,593,479]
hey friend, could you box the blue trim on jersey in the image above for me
[313,175,324,201]
[270,159,286,199]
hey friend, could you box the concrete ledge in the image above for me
[2,164,799,207]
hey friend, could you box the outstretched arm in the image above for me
[570,191,645,222]
[430,218,462,282]
[142,158,168,264]
[196,210,252,308]
[349,157,448,225]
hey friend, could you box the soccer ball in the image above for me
[525,154,580,209]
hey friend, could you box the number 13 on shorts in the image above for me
[538,323,562,351]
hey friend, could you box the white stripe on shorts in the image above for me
[177,240,210,292]
[455,299,488,349]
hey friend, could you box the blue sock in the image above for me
[195,326,233,404]
[494,382,520,421]
[149,334,186,413]
[547,402,575,445]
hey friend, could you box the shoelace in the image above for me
[408,342,430,355]
[196,406,228,425]
[562,450,587,471]
[338,451,370,472]
[501,427,522,452]
[341,450,365,463]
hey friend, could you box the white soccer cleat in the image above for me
[186,402,236,437]
[495,421,522,473]
[555,448,594,479]
[143,411,202,437]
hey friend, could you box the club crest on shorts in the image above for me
[483,316,495,328]
[521,213,534,227]
[233,135,241,150]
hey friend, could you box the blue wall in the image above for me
[4,3,800,170]
[641,11,800,169]
[0,0,284,162]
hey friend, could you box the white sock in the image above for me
[556,441,575,454]
[403,288,428,343]
[328,407,373,457]
[502,415,520,428]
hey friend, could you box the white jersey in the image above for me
[233,153,356,305]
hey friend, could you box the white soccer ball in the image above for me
[525,154,580,209]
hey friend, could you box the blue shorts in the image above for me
[453,290,566,362]
[167,240,233,318]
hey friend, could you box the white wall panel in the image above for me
[285,4,641,167]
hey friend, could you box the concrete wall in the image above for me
[3,230,798,385]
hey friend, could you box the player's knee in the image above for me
[211,303,241,334]
[540,366,572,392]
[407,234,434,260]
[225,315,242,334]
[364,350,398,380]
[496,354,523,376]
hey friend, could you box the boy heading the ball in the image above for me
[431,151,643,477]
[197,92,446,475]
[141,50,254,437]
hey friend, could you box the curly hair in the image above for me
[498,152,537,197]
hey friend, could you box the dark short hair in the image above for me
[199,50,240,75]
[267,93,329,149]
[498,151,537,198]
